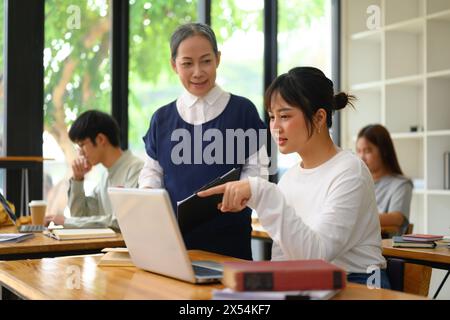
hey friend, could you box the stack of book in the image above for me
[392,234,444,248]
[212,259,346,300]
[439,236,450,248]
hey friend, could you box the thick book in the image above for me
[221,260,346,292]
[392,236,437,248]
[402,234,443,242]
[177,167,241,234]
[44,228,116,241]
[212,288,340,300]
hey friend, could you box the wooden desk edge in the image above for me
[0,268,47,300]
[0,156,53,162]
[0,251,428,300]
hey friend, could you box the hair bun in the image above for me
[333,92,355,110]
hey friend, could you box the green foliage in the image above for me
[279,0,326,32]
[44,0,111,131]
[129,0,197,85]
[41,0,326,154]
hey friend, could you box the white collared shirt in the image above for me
[138,85,269,188]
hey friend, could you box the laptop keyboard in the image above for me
[19,225,46,233]
[192,265,223,277]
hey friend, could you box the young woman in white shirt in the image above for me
[198,66,390,288]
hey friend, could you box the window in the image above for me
[43,0,112,216]
[276,0,332,175]
[211,0,265,118]
[128,0,198,158]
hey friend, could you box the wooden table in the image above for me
[382,238,450,298]
[0,226,125,260]
[0,250,425,300]
[252,220,399,241]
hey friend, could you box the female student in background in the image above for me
[198,67,390,288]
[138,23,268,260]
[356,124,413,236]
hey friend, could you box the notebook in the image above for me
[108,187,223,284]
[44,228,116,240]
[0,233,34,243]
[392,236,437,248]
[177,167,241,234]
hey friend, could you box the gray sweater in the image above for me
[375,174,413,235]
[66,150,144,230]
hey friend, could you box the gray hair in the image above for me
[170,22,218,61]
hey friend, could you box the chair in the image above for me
[406,223,414,234]
[386,259,432,297]
[386,223,432,297]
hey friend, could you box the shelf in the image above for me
[393,138,424,181]
[427,136,450,190]
[427,9,450,21]
[409,192,425,234]
[427,16,450,72]
[385,81,424,133]
[427,130,450,137]
[350,29,382,42]
[427,69,450,79]
[350,81,382,92]
[385,74,424,86]
[390,132,425,140]
[348,38,381,85]
[427,190,450,196]
[427,195,450,235]
[427,0,450,15]
[385,20,424,79]
[412,189,426,195]
[385,0,424,25]
[343,0,450,247]
[385,17,425,33]
[427,77,450,131]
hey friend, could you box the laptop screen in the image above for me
[0,192,17,224]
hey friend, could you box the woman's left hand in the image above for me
[197,179,251,212]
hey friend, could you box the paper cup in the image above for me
[29,200,47,226]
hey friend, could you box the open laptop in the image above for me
[108,187,223,284]
[0,192,46,233]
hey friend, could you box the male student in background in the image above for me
[45,110,144,230]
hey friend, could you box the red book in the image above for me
[402,234,443,242]
[221,260,346,291]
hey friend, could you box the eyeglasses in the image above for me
[74,139,91,152]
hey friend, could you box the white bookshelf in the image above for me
[342,0,450,299]
[342,0,450,298]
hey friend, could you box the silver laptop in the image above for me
[108,187,223,284]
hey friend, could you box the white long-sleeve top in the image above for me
[139,85,269,188]
[247,149,386,274]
